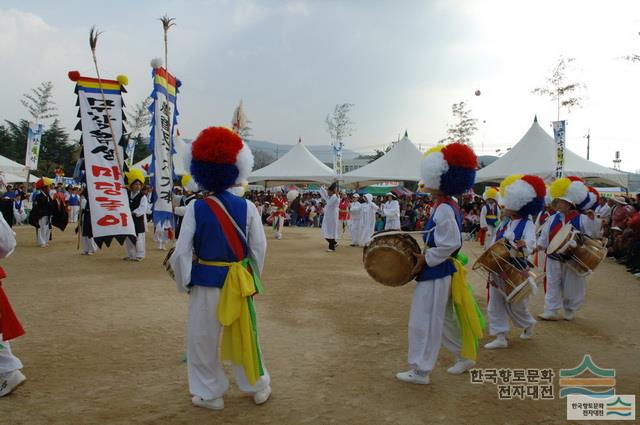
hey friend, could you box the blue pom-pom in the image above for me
[439,167,476,196]
[190,160,239,193]
[518,198,544,218]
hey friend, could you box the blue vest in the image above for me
[548,211,583,240]
[69,194,80,206]
[190,192,248,288]
[494,218,529,268]
[416,201,462,281]
[485,203,498,227]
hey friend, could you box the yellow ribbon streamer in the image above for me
[198,259,262,385]
[450,258,485,361]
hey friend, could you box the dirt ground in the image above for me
[2,224,639,424]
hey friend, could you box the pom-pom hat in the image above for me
[35,177,54,189]
[499,174,546,218]
[482,187,500,202]
[181,174,199,193]
[420,143,477,196]
[125,169,146,188]
[582,186,599,211]
[549,176,589,208]
[187,126,254,194]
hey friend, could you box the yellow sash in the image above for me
[198,258,263,385]
[450,258,485,361]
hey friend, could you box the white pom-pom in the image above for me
[287,190,299,202]
[503,179,536,211]
[566,181,588,205]
[420,152,448,192]
[235,142,254,184]
[150,57,164,69]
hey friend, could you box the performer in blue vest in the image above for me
[169,126,269,411]
[480,187,501,250]
[484,174,545,349]
[536,177,600,321]
[67,187,81,223]
[396,143,484,385]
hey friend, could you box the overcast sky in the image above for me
[2,0,640,171]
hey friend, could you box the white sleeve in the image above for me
[537,214,553,249]
[425,204,461,267]
[133,195,149,217]
[0,214,16,259]
[169,202,196,293]
[319,187,329,202]
[522,219,537,253]
[580,214,600,238]
[246,200,267,275]
[174,206,187,217]
[479,205,488,228]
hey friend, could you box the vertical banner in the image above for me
[25,122,44,170]
[71,74,136,246]
[552,120,566,179]
[149,66,180,229]
[125,138,136,169]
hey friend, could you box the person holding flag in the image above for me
[29,178,54,247]
[123,169,148,261]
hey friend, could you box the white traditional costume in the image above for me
[484,174,545,349]
[320,183,340,251]
[169,126,270,411]
[123,169,148,261]
[382,194,401,230]
[348,194,362,246]
[480,187,501,250]
[537,177,600,321]
[358,194,378,245]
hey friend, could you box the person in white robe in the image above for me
[319,183,340,251]
[348,194,362,246]
[358,194,379,246]
[382,193,401,230]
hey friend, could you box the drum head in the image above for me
[547,224,573,255]
[363,232,420,287]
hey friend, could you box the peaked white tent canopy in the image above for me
[342,132,423,186]
[476,117,628,187]
[249,141,336,187]
[0,155,38,183]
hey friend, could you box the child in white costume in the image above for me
[484,174,545,349]
[480,187,501,250]
[123,169,148,261]
[170,126,270,411]
[396,143,484,385]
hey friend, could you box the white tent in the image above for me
[131,138,190,176]
[342,131,423,186]
[476,117,628,187]
[248,140,337,187]
[0,155,38,183]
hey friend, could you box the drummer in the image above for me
[484,175,545,349]
[536,177,600,321]
[480,187,501,250]
[396,143,484,385]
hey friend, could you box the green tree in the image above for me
[532,56,585,120]
[439,101,478,145]
[1,120,29,161]
[38,120,78,176]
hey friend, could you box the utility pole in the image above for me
[584,129,590,160]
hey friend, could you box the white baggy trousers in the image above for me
[487,277,536,336]
[0,339,22,376]
[188,285,270,400]
[544,258,586,313]
[408,277,462,373]
[124,233,146,259]
[36,217,51,247]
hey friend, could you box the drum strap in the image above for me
[549,210,580,241]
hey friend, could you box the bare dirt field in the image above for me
[2,224,639,424]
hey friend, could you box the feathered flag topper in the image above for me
[549,176,590,208]
[420,143,477,196]
[187,126,254,194]
[499,174,546,218]
[483,186,500,203]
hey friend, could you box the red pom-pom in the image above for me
[567,175,584,183]
[191,127,242,164]
[522,175,546,198]
[442,143,478,169]
[68,70,80,81]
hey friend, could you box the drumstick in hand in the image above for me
[411,252,426,276]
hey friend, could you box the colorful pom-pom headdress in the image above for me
[582,186,599,211]
[125,168,146,188]
[499,174,546,218]
[549,176,590,209]
[420,143,477,196]
[482,187,500,203]
[186,126,254,194]
[35,177,54,190]
[181,174,199,193]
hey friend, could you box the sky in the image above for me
[2,0,640,171]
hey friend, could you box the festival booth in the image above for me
[248,140,337,187]
[476,116,628,187]
[342,131,423,187]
